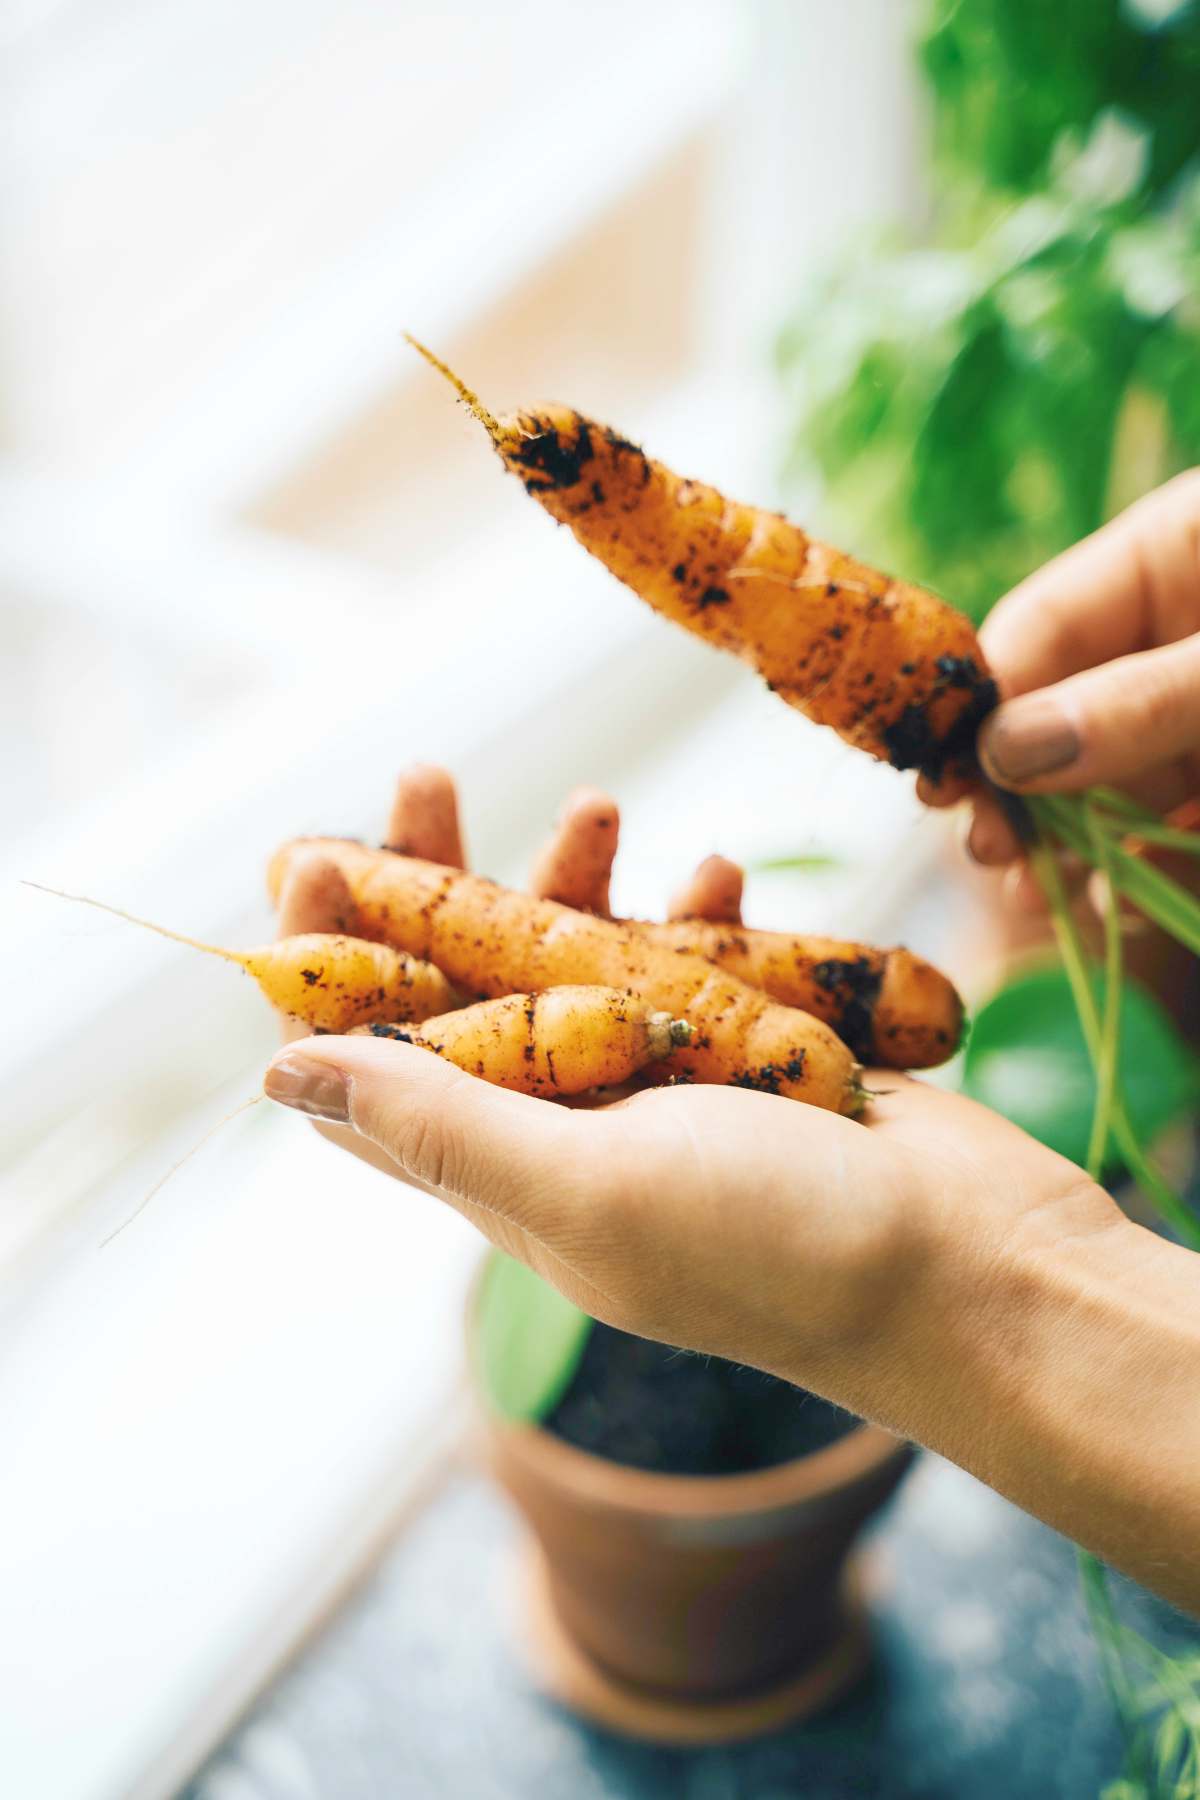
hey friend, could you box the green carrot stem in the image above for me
[1088,786,1164,826]
[1086,803,1123,1180]
[1030,796,1200,956]
[1026,832,1200,1252]
[1078,1548,1147,1755]
[1104,843,1200,956]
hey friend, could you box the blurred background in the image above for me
[2,2,1199,1797]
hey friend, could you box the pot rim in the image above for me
[467,1257,908,1519]
[486,1410,909,1520]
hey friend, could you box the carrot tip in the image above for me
[404,333,499,438]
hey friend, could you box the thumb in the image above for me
[263,1034,587,1229]
[979,634,1200,793]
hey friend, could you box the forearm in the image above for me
[840,1210,1200,1612]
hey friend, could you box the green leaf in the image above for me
[748,852,842,874]
[471,1251,594,1424]
[960,962,1200,1174]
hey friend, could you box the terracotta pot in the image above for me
[471,1310,913,1741]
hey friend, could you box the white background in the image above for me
[0,6,966,1797]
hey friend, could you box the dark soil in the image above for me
[543,1321,857,1476]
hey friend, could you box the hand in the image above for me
[920,470,1200,905]
[265,768,1117,1407]
[264,769,1200,1610]
[264,1026,1114,1406]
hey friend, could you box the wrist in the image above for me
[805,1160,1126,1429]
[856,1188,1200,1605]
[879,1178,1131,1437]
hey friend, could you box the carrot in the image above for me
[522,791,961,1065]
[637,922,961,1067]
[267,841,866,1114]
[25,883,455,1032]
[407,338,997,779]
[359,986,690,1097]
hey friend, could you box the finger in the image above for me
[1002,859,1051,918]
[978,634,1200,794]
[962,792,1023,868]
[277,848,362,938]
[1001,853,1089,918]
[980,470,1200,698]
[1085,871,1152,939]
[667,853,744,924]
[1166,797,1200,833]
[263,1034,608,1292]
[274,857,405,1178]
[1087,825,1200,935]
[265,1034,584,1213]
[917,769,974,809]
[275,850,366,1050]
[528,787,618,914]
[384,764,466,866]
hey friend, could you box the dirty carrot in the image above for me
[407,336,997,779]
[636,921,962,1068]
[359,986,691,1097]
[521,797,961,1065]
[267,842,866,1114]
[25,882,455,1031]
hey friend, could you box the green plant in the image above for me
[472,1250,592,1423]
[779,3,1200,625]
[921,0,1200,208]
[961,960,1200,1178]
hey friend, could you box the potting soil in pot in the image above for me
[543,1321,857,1474]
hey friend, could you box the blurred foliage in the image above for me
[779,0,1200,622]
[473,1249,593,1423]
[960,960,1200,1174]
[923,0,1200,207]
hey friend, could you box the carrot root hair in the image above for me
[21,880,245,968]
[404,333,499,439]
[101,1092,264,1247]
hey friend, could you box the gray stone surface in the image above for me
[183,1453,1197,1799]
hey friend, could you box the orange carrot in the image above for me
[407,338,997,779]
[523,787,961,1065]
[637,921,961,1067]
[26,883,455,1032]
[359,986,690,1096]
[267,841,866,1114]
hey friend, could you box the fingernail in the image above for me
[979,694,1079,785]
[264,1053,350,1123]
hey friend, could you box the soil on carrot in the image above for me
[543,1322,856,1475]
